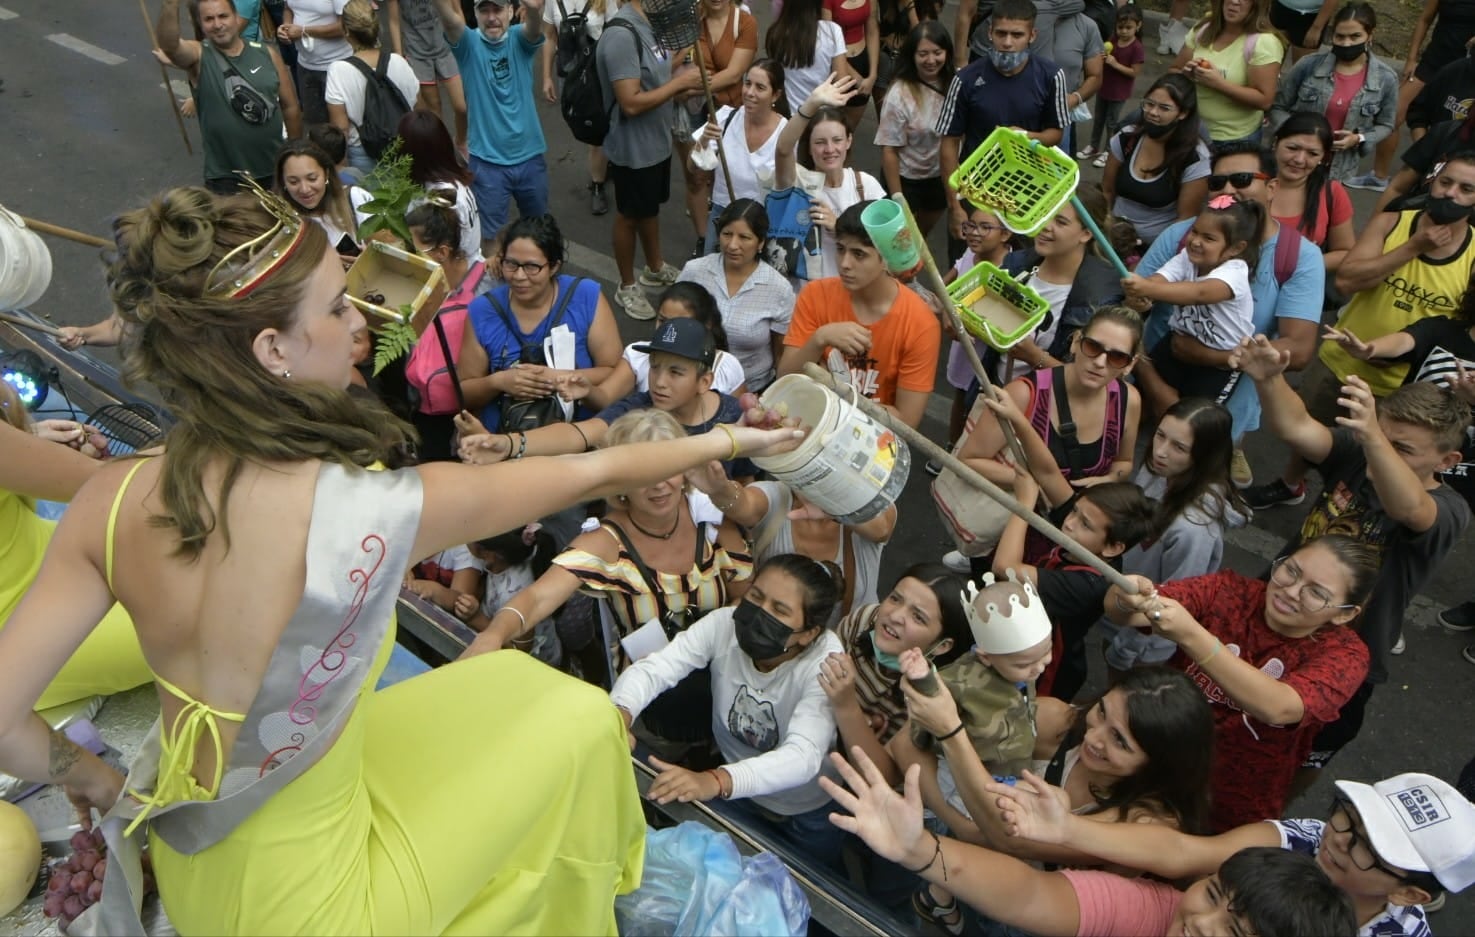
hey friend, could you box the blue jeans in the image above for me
[345,141,376,175]
[469,153,549,241]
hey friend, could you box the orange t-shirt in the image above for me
[785,277,941,406]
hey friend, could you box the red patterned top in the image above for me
[1157,570,1370,831]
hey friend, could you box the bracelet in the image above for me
[707,768,731,799]
[571,421,591,452]
[512,432,528,460]
[900,831,948,881]
[937,723,966,742]
[494,605,528,638]
[796,106,815,120]
[718,424,740,461]
[1194,638,1222,667]
[713,484,743,513]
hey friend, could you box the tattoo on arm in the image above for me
[48,729,82,780]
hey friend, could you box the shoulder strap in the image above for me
[1049,366,1085,478]
[548,276,584,332]
[376,49,390,79]
[553,0,569,18]
[721,104,740,136]
[840,530,857,615]
[106,459,153,592]
[344,55,376,82]
[602,519,671,616]
[430,314,467,413]
[1273,228,1300,287]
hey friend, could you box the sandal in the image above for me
[913,885,965,936]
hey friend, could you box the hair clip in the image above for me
[1207,194,1237,210]
[205,173,309,298]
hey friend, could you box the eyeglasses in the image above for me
[1207,171,1270,191]
[500,258,549,277]
[1077,335,1135,368]
[1140,99,1179,115]
[1268,557,1356,613]
[1328,798,1412,880]
[961,221,1001,236]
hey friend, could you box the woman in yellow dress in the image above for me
[0,184,803,935]
[0,392,150,711]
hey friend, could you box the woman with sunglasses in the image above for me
[1106,532,1376,832]
[456,213,624,436]
[951,306,1143,570]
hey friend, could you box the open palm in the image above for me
[819,748,926,864]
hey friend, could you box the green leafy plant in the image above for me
[356,138,420,248]
[373,306,419,376]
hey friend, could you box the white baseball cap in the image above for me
[1334,773,1475,893]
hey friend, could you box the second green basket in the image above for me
[949,127,1079,236]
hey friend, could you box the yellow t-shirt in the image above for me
[1320,212,1475,396]
[1185,29,1285,141]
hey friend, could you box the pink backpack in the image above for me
[405,260,487,416]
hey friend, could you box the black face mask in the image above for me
[1142,120,1176,139]
[733,600,801,662]
[1329,42,1367,62]
[1426,196,1475,226]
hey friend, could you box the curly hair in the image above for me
[107,186,416,560]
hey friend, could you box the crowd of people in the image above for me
[5,0,1475,933]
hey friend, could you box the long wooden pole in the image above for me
[0,312,64,337]
[691,43,734,204]
[800,362,1139,593]
[16,216,111,249]
[139,0,195,156]
[888,192,1030,470]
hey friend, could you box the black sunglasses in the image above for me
[1207,171,1270,191]
[1078,335,1135,368]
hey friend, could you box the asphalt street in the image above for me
[1,0,1472,927]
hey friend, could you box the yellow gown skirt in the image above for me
[0,490,150,711]
[151,647,647,935]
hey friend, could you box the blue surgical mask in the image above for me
[988,48,1029,74]
[870,630,902,671]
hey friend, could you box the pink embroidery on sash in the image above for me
[260,732,308,776]
[289,534,386,726]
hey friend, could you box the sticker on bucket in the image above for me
[751,375,910,524]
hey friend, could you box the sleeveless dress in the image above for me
[0,487,150,711]
[82,462,645,935]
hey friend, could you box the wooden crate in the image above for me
[346,241,449,337]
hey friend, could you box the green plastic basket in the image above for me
[949,126,1080,236]
[945,260,1050,351]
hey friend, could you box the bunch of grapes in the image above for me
[41,828,154,930]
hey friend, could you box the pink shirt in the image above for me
[1323,67,1367,132]
[1061,869,1183,937]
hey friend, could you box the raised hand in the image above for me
[900,665,963,736]
[1226,334,1290,382]
[818,651,860,707]
[1334,374,1382,444]
[1321,325,1374,361]
[1449,359,1475,406]
[805,72,858,112]
[990,769,1073,843]
[819,748,928,865]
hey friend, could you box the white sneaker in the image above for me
[1092,152,1109,168]
[615,283,655,320]
[942,550,971,574]
[1390,632,1406,655]
[638,262,681,288]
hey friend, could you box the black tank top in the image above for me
[1112,130,1181,212]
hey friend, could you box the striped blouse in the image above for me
[835,603,908,745]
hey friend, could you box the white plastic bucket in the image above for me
[0,208,52,311]
[751,374,910,524]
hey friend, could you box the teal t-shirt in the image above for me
[236,0,263,40]
[450,24,546,165]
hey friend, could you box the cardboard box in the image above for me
[345,241,449,336]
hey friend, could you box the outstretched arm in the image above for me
[822,749,1084,936]
[157,0,203,70]
[1,421,104,503]
[432,0,467,46]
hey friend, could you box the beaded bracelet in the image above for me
[713,484,743,513]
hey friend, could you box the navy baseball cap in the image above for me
[633,318,716,369]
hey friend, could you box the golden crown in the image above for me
[204,173,310,298]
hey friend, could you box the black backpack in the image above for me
[560,18,638,147]
[345,53,413,161]
[553,0,596,78]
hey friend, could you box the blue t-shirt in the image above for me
[1137,219,1325,437]
[1273,819,1432,937]
[236,0,263,40]
[597,390,756,477]
[450,24,545,165]
[935,54,1069,157]
[467,275,599,430]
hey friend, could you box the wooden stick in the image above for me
[690,43,734,206]
[0,312,63,337]
[799,362,1139,593]
[15,216,111,249]
[888,192,1030,471]
[139,0,195,156]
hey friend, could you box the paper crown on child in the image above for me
[961,570,1053,655]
